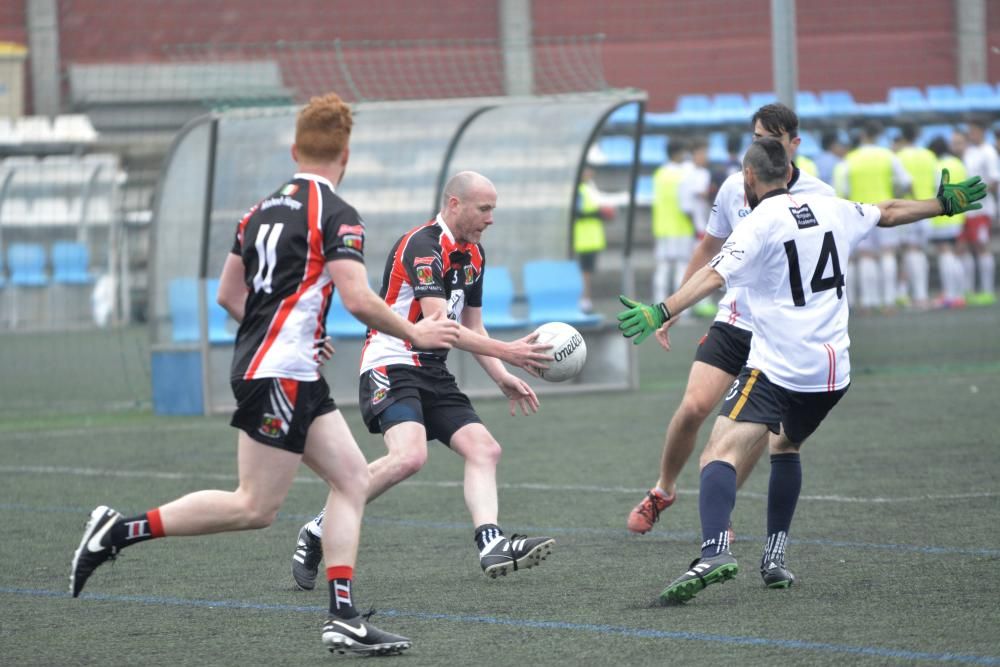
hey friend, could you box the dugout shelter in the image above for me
[149,93,645,415]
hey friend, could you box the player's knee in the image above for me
[467,436,502,467]
[243,499,281,529]
[678,393,715,423]
[392,444,429,479]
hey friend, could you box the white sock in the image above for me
[306,510,325,538]
[960,253,975,294]
[880,253,897,306]
[940,253,962,300]
[979,252,995,295]
[904,249,929,303]
[858,256,880,308]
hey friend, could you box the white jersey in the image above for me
[963,142,1000,219]
[710,190,881,392]
[705,166,835,331]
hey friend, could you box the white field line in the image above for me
[0,464,996,504]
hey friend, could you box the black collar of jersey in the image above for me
[759,187,790,203]
[787,163,801,189]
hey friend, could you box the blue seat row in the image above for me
[324,262,602,338]
[168,278,236,344]
[3,241,94,287]
[602,84,1000,131]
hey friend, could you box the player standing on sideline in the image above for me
[617,138,985,603]
[626,104,834,556]
[289,171,556,590]
[70,93,461,655]
[958,119,1000,306]
[894,122,937,310]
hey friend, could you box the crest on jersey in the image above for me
[280,183,299,196]
[342,235,363,251]
[464,266,476,285]
[338,224,365,236]
[789,204,819,229]
[416,265,434,285]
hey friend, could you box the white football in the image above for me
[533,322,587,382]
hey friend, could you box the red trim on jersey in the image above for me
[244,181,325,379]
[824,343,836,392]
[236,204,258,247]
[727,299,739,325]
[147,508,165,538]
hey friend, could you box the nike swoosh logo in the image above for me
[331,620,367,638]
[87,512,116,553]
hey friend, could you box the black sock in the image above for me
[474,524,503,551]
[699,461,737,559]
[763,453,801,566]
[108,511,163,550]
[327,566,358,619]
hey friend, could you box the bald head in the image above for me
[442,171,495,209]
[441,171,497,245]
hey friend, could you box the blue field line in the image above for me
[2,587,999,665]
[3,501,997,559]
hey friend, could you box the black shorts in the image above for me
[230,376,337,454]
[718,367,848,445]
[694,322,752,376]
[358,364,482,446]
[577,251,598,273]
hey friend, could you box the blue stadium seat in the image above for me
[918,123,953,147]
[634,175,654,207]
[640,134,668,165]
[960,83,1000,111]
[888,86,930,113]
[707,131,729,163]
[674,94,713,125]
[7,243,47,286]
[642,111,679,129]
[325,289,367,339]
[51,241,93,285]
[605,103,640,129]
[748,91,778,110]
[596,136,635,167]
[712,93,749,123]
[818,90,860,117]
[481,265,527,330]
[168,277,236,343]
[522,260,601,327]
[795,91,824,119]
[925,85,967,113]
[797,130,820,158]
[169,278,200,342]
[204,278,236,343]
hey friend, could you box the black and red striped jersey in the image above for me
[229,173,365,382]
[359,214,484,372]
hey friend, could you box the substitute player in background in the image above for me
[290,171,556,590]
[618,138,985,602]
[70,93,460,656]
[626,104,834,561]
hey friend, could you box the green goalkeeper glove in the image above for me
[937,168,986,216]
[617,295,671,345]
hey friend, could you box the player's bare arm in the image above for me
[328,258,459,349]
[878,169,985,227]
[216,252,249,323]
[415,297,550,376]
[459,302,541,415]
